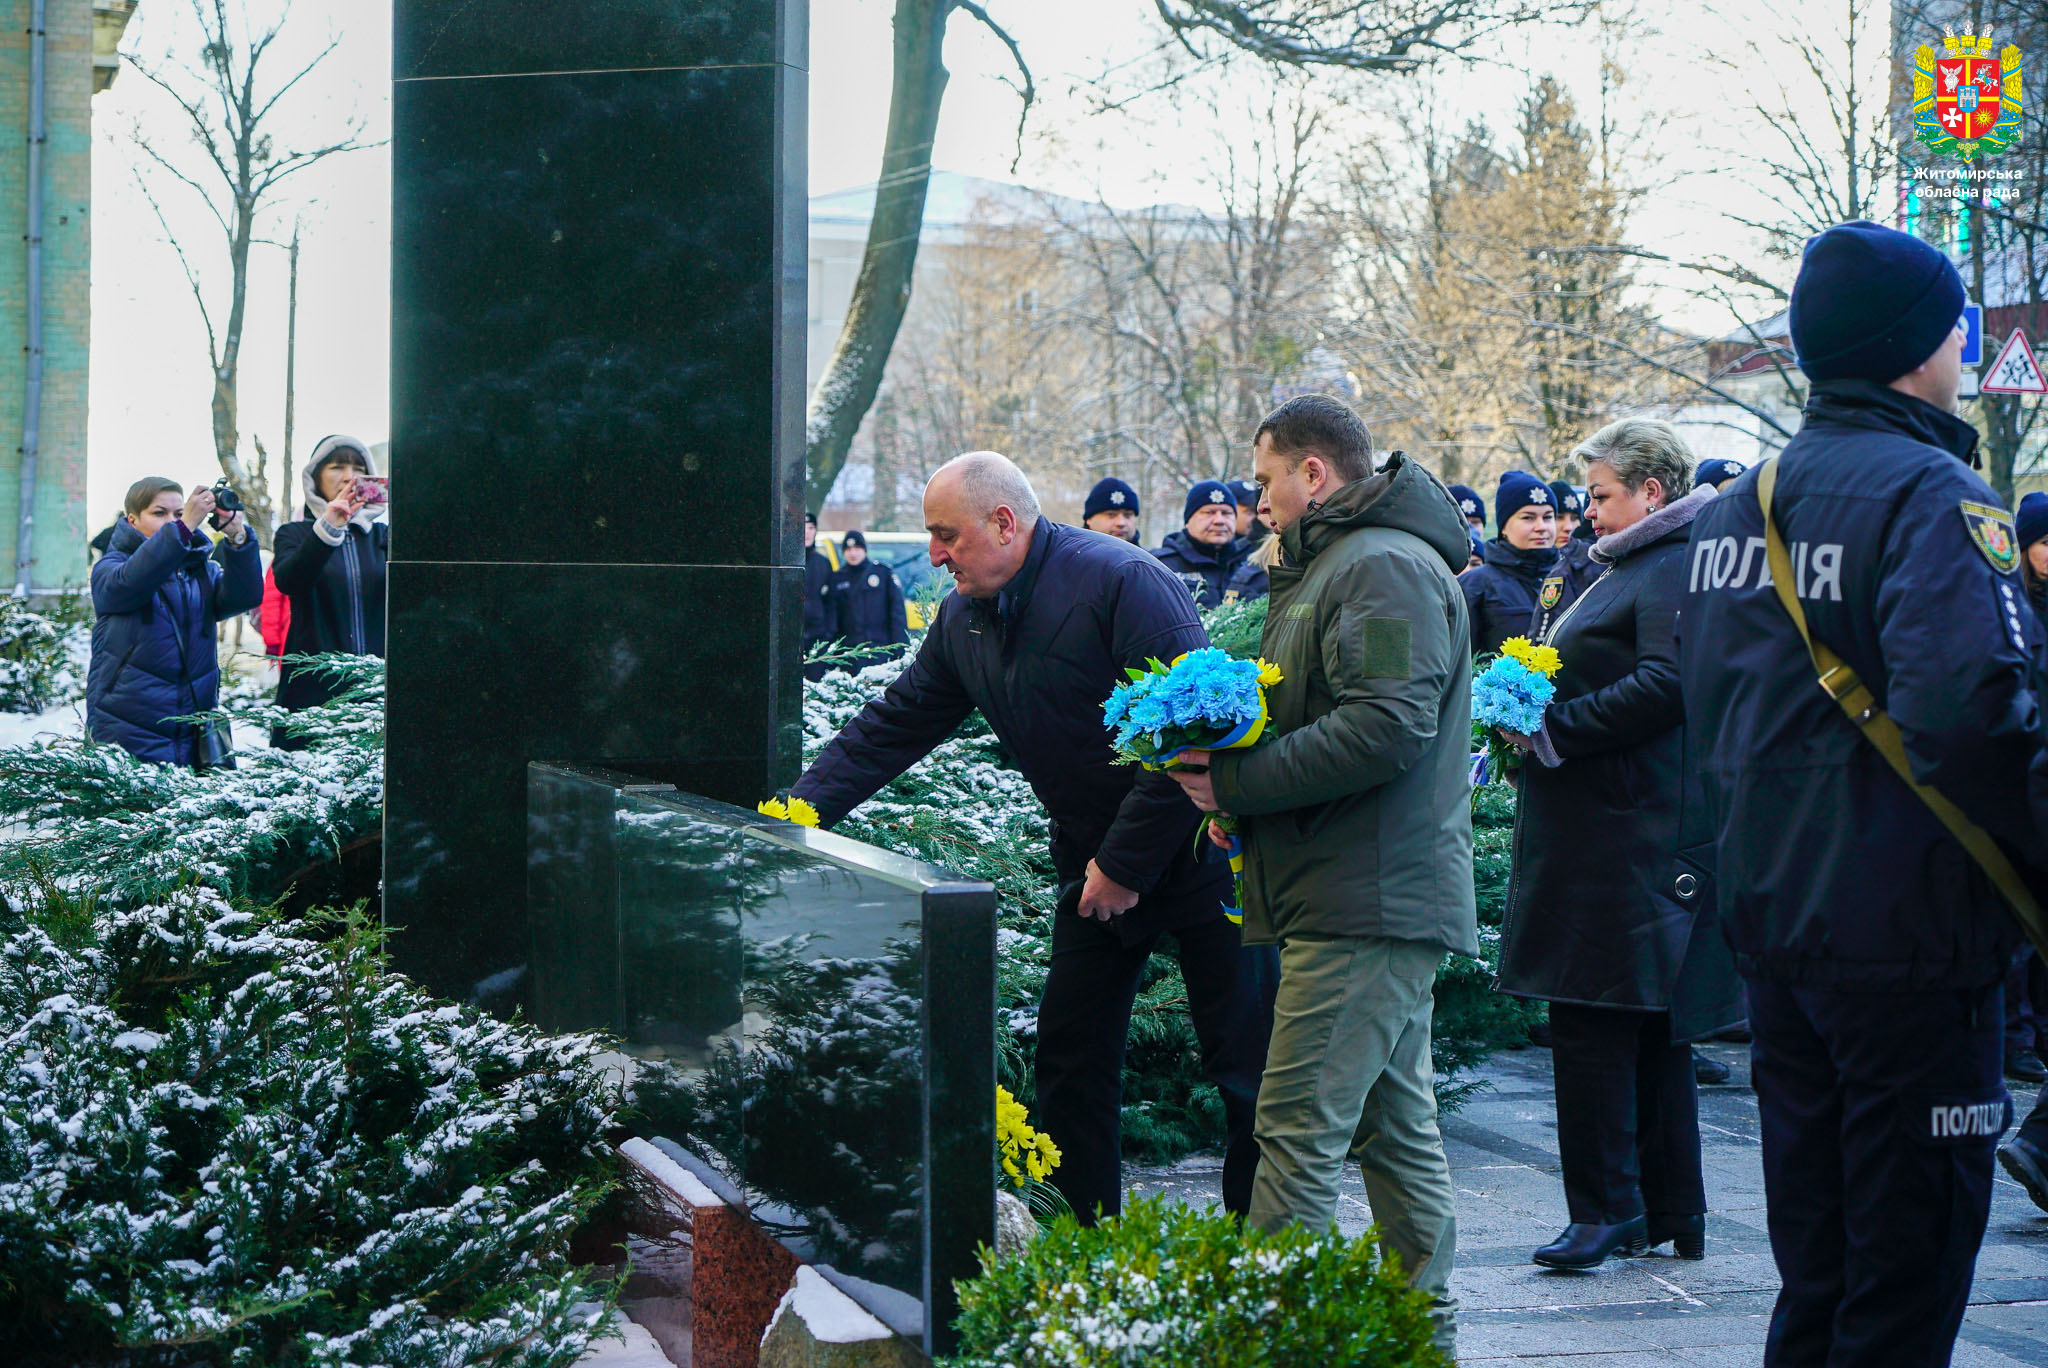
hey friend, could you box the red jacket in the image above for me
[260,563,291,658]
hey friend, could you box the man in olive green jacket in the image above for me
[1173,394,1477,1357]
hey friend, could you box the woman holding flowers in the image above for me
[1494,417,1740,1270]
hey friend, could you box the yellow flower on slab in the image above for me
[756,797,821,827]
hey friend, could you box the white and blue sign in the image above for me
[1963,303,1984,367]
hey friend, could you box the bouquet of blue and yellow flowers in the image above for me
[1101,647,1284,923]
[1470,635,1562,784]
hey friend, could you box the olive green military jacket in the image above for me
[1209,455,1480,955]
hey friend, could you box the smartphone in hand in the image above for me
[356,476,390,506]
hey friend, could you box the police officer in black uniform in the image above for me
[802,511,838,680]
[1151,480,1267,608]
[1678,221,2048,1368]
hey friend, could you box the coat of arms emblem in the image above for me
[1915,29,2023,161]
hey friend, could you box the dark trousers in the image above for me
[2005,948,2046,1054]
[1548,1003,1703,1225]
[2022,1085,2048,1151]
[1748,978,2008,1368]
[1034,898,1278,1224]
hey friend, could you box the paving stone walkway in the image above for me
[1130,1041,2048,1365]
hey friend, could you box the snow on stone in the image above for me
[769,1265,893,1345]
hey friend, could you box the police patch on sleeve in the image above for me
[1960,501,2021,575]
[1538,577,1563,611]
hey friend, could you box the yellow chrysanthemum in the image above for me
[1255,658,1284,688]
[1499,636,1562,677]
[756,796,821,827]
[993,1086,1062,1190]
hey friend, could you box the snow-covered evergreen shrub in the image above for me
[0,655,382,906]
[947,1195,1448,1367]
[0,883,620,1367]
[0,592,86,715]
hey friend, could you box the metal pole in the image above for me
[15,0,48,597]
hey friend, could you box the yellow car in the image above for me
[815,530,949,632]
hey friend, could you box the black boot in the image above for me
[1532,1216,1648,1269]
[1646,1212,1705,1259]
[1693,1049,1731,1086]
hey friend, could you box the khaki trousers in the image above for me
[1247,933,1458,1352]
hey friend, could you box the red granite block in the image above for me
[690,1199,801,1368]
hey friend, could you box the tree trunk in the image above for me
[804,0,954,513]
[209,193,278,545]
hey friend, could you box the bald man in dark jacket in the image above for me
[796,455,1276,1222]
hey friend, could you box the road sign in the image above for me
[1984,328,2048,394]
[1960,367,1981,399]
[1962,303,1983,366]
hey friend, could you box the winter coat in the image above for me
[1678,379,2048,992]
[1459,538,1558,656]
[1497,487,1741,1032]
[1152,531,1267,609]
[802,546,836,644]
[795,518,1230,939]
[832,558,908,653]
[1529,536,1602,642]
[87,519,263,766]
[260,565,291,658]
[1208,455,1481,955]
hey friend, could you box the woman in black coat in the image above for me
[1495,418,1740,1269]
[1460,470,1560,655]
[269,435,389,748]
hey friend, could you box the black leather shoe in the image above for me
[2006,1047,2048,1084]
[1693,1050,1732,1086]
[1646,1212,1705,1259]
[1532,1216,1648,1269]
[1998,1134,2048,1214]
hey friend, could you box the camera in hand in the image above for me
[209,480,244,531]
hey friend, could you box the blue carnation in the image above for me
[1472,656,1555,736]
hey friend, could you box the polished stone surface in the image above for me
[390,65,794,570]
[528,767,996,1356]
[387,0,806,1013]
[1132,1046,2048,1365]
[395,0,798,81]
[385,563,802,1002]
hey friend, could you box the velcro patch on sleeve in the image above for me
[1355,616,1412,680]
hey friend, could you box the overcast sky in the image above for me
[85,0,1868,523]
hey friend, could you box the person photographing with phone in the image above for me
[269,435,390,748]
[87,475,263,767]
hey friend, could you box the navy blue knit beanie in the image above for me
[1791,221,1966,384]
[1449,484,1485,524]
[1230,478,1261,509]
[2018,492,2048,553]
[1084,477,1140,521]
[1184,480,1235,523]
[1495,471,1554,530]
[1547,480,1582,517]
[1694,457,1747,490]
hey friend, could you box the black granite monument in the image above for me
[385,1,807,1004]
